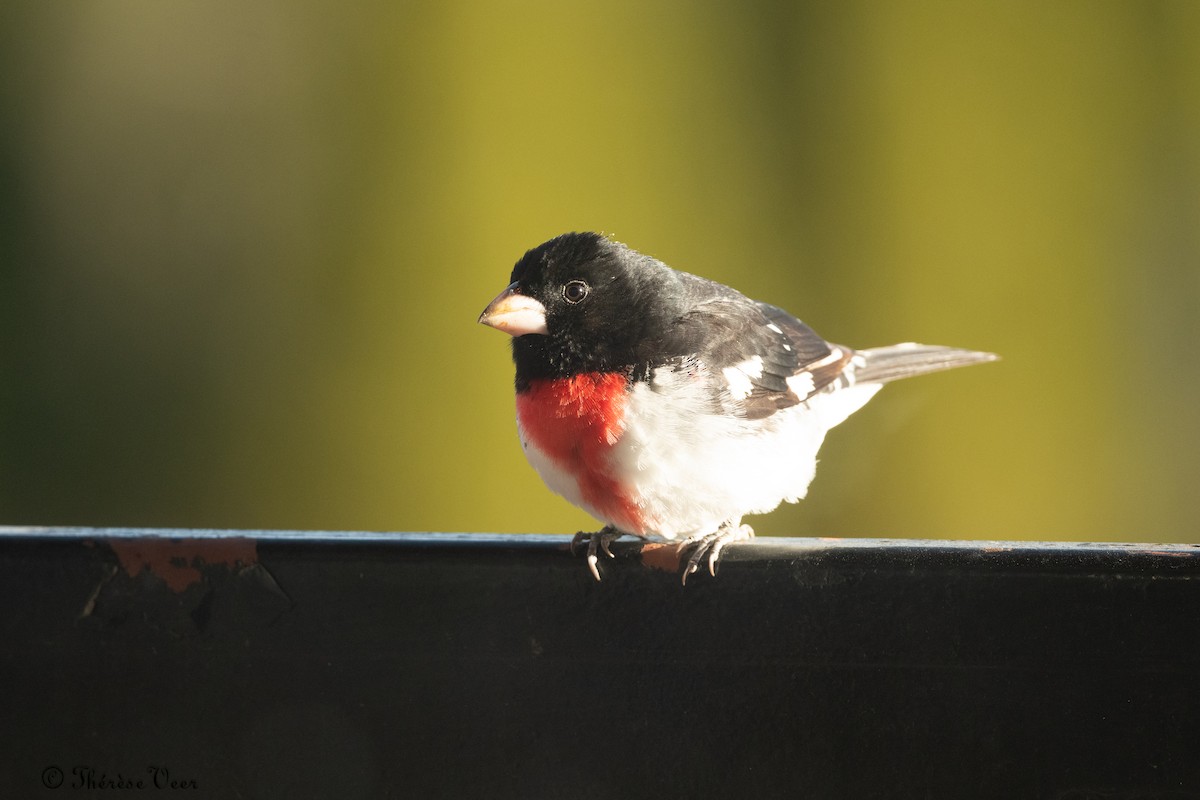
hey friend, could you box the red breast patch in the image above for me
[516,372,645,532]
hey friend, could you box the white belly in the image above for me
[600,369,883,539]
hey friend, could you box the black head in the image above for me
[479,232,687,384]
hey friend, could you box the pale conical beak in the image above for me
[478,283,549,336]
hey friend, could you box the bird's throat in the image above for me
[516,372,629,462]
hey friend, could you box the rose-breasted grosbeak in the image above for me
[479,232,996,582]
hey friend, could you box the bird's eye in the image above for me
[563,280,590,305]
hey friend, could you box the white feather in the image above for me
[601,366,882,539]
[721,356,763,402]
[519,430,587,511]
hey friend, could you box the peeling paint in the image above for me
[639,542,682,573]
[108,537,259,593]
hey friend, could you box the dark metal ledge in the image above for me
[2,527,1198,799]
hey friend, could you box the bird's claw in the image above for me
[678,524,754,585]
[572,526,623,581]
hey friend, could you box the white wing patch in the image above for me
[786,371,815,397]
[808,347,846,369]
[721,356,764,401]
[788,346,846,397]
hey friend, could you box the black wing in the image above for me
[665,293,855,420]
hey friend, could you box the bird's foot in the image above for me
[571,525,625,581]
[677,523,755,585]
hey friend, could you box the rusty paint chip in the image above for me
[640,541,682,574]
[108,538,259,593]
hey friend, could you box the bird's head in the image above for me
[479,232,680,381]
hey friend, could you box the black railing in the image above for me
[2,528,1198,799]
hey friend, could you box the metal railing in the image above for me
[2,527,1198,798]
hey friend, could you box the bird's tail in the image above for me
[851,343,998,385]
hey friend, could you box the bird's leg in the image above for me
[677,522,755,585]
[571,525,624,581]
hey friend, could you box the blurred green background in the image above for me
[1,2,1197,543]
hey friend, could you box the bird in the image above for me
[478,232,997,583]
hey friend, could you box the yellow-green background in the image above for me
[2,2,1198,543]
